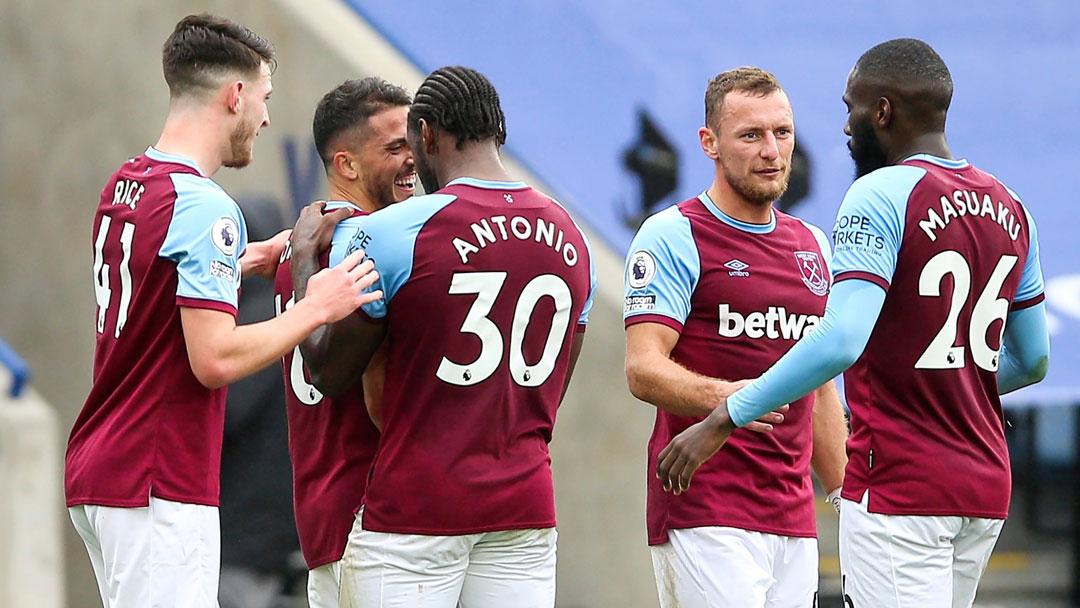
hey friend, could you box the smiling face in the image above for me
[224,61,272,169]
[353,105,416,206]
[707,89,795,206]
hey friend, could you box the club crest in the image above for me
[794,251,829,296]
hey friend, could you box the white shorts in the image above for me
[649,526,818,608]
[307,560,341,608]
[68,497,220,608]
[338,511,557,608]
[839,491,1004,608]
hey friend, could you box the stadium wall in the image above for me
[0,1,652,606]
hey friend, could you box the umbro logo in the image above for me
[725,259,750,277]
[503,193,514,204]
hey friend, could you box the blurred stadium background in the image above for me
[2,1,1078,606]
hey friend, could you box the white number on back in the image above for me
[915,251,1017,371]
[92,216,136,338]
[275,293,324,406]
[437,272,573,387]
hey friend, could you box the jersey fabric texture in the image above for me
[274,202,380,570]
[328,177,597,535]
[624,193,831,544]
[66,147,247,508]
[833,155,1043,518]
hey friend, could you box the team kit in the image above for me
[64,14,1050,608]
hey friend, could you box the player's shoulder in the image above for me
[636,203,692,239]
[363,192,459,231]
[776,210,829,248]
[847,164,928,202]
[168,171,237,213]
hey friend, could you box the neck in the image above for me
[439,140,511,186]
[706,177,773,225]
[154,102,227,176]
[888,132,952,165]
[327,179,380,213]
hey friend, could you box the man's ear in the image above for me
[225,80,244,115]
[419,118,439,155]
[331,149,360,181]
[698,125,720,161]
[875,96,893,129]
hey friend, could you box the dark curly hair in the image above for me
[408,66,507,149]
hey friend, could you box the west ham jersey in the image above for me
[66,147,247,508]
[624,193,831,545]
[832,154,1044,518]
[273,202,380,570]
[328,177,596,535]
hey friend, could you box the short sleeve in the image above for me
[159,173,247,315]
[1013,202,1045,308]
[800,220,833,274]
[623,206,701,333]
[574,225,597,329]
[328,193,457,320]
[831,166,925,290]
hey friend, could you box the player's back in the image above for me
[66,148,246,509]
[341,177,595,535]
[837,155,1042,518]
[273,205,380,569]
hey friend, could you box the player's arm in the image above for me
[239,229,290,279]
[622,209,785,426]
[998,303,1050,394]
[181,250,379,389]
[811,380,848,511]
[658,171,908,493]
[625,323,755,418]
[362,341,388,430]
[658,278,884,493]
[291,203,387,396]
[997,204,1049,394]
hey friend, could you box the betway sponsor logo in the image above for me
[718,304,821,340]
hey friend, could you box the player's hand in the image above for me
[292,201,353,260]
[303,250,382,324]
[825,487,842,514]
[656,402,788,495]
[239,229,291,279]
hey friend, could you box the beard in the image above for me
[223,119,257,169]
[723,163,790,206]
[849,118,889,178]
[415,153,440,193]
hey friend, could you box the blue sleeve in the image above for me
[159,173,247,310]
[1014,203,1045,304]
[623,206,700,328]
[578,230,597,326]
[831,166,925,287]
[726,279,886,427]
[328,193,457,319]
[998,302,1050,394]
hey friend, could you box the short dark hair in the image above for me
[705,67,783,130]
[408,66,507,149]
[162,14,275,99]
[854,38,953,112]
[312,77,412,167]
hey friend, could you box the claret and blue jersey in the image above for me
[623,192,832,544]
[728,154,1046,519]
[66,147,248,509]
[327,177,596,536]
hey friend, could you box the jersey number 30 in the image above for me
[438,272,572,388]
[916,251,1017,371]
